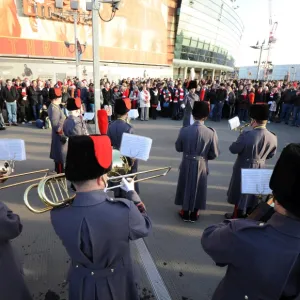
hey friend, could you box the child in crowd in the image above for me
[36,105,51,129]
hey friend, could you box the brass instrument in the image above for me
[0,159,50,190]
[24,167,172,213]
[234,123,250,134]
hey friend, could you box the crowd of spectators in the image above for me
[0,76,300,130]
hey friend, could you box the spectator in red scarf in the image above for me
[238,89,249,122]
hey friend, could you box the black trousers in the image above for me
[151,107,157,119]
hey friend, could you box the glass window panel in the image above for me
[182,38,190,46]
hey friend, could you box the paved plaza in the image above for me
[1,119,299,300]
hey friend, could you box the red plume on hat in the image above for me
[89,110,111,169]
[97,109,108,135]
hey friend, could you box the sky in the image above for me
[235,0,300,67]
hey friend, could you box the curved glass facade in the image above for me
[175,0,244,68]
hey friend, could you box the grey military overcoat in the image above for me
[62,115,89,163]
[48,103,66,163]
[0,202,32,300]
[108,119,139,194]
[201,213,300,300]
[63,115,89,137]
[227,127,277,210]
[51,190,151,300]
[182,92,199,127]
[175,121,219,211]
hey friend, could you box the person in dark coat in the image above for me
[1,79,18,125]
[175,101,219,222]
[201,143,300,300]
[50,131,152,300]
[207,85,217,119]
[150,85,159,120]
[213,83,227,121]
[102,82,112,108]
[27,80,40,120]
[280,85,296,124]
[87,83,95,112]
[48,88,66,173]
[0,199,32,300]
[107,98,140,195]
[292,89,300,127]
[182,80,199,127]
[226,104,278,218]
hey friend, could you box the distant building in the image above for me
[239,64,300,81]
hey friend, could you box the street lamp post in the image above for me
[250,41,269,80]
[87,0,121,133]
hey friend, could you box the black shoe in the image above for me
[12,123,18,126]
[0,127,6,130]
[179,210,190,222]
[190,210,199,223]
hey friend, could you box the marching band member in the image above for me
[175,101,219,222]
[0,186,32,300]
[50,111,151,300]
[63,97,88,137]
[48,88,66,174]
[182,79,199,127]
[108,98,140,194]
[226,104,278,219]
[201,143,300,300]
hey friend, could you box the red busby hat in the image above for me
[187,80,197,90]
[66,97,81,111]
[270,143,300,217]
[65,110,112,182]
[249,104,269,121]
[49,88,62,100]
[114,98,131,115]
[192,101,210,119]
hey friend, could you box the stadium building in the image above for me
[0,0,243,81]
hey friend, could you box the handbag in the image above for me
[156,102,161,111]
[163,101,169,108]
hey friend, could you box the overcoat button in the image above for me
[245,296,248,299]
[111,269,114,273]
[91,272,94,275]
[76,265,79,268]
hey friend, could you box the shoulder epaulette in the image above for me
[207,126,216,132]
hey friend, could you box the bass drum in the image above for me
[0,161,13,183]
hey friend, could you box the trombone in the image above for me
[0,168,50,190]
[24,166,172,213]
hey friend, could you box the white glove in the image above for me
[181,103,185,109]
[120,177,135,192]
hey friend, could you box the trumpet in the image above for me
[24,166,172,213]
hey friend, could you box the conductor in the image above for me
[50,110,151,300]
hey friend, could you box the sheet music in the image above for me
[241,169,273,195]
[228,116,240,130]
[83,112,95,121]
[120,133,152,161]
[190,114,194,125]
[128,109,139,119]
[0,139,26,161]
